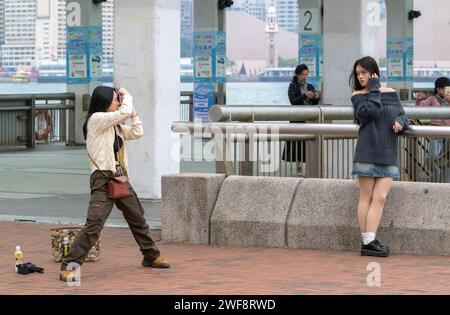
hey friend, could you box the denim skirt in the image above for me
[352,162,400,178]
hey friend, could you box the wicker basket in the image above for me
[50,227,101,262]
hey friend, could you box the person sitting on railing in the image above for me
[283,64,320,176]
[415,76,450,180]
[350,56,410,258]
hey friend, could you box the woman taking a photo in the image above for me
[59,86,169,281]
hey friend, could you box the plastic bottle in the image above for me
[61,237,70,258]
[14,246,23,273]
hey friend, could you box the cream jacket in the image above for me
[86,94,143,173]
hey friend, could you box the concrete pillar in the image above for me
[193,0,229,174]
[65,0,103,144]
[322,0,382,105]
[193,0,227,117]
[113,0,180,198]
[385,0,414,100]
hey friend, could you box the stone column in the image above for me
[113,0,181,198]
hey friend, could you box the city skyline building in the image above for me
[0,0,114,69]
[181,0,193,41]
[1,0,36,68]
[272,0,298,33]
[229,0,267,22]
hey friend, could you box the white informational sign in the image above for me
[299,9,320,34]
[90,55,102,79]
[301,57,316,77]
[195,56,212,79]
[68,54,87,79]
[388,58,403,78]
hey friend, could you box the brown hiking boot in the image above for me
[142,256,170,268]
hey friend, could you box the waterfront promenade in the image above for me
[1,144,450,295]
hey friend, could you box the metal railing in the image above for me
[203,104,450,182]
[172,121,450,183]
[0,93,75,148]
[209,105,450,123]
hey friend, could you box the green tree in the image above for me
[278,57,297,67]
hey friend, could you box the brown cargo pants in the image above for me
[61,170,160,266]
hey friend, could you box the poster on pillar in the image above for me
[387,37,413,82]
[88,27,103,82]
[193,82,215,122]
[193,32,215,82]
[215,32,227,84]
[66,26,103,84]
[298,34,323,90]
[404,37,414,81]
[193,31,227,83]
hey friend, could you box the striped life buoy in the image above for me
[35,110,53,141]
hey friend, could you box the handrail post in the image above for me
[306,136,321,178]
[189,93,194,122]
[28,95,36,149]
[67,97,76,145]
[213,127,236,176]
[239,137,253,176]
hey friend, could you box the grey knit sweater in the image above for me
[351,77,410,166]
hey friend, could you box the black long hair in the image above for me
[349,56,380,91]
[83,86,115,140]
[292,64,309,82]
[349,56,380,124]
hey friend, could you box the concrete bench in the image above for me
[162,174,450,255]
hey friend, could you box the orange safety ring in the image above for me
[35,110,53,141]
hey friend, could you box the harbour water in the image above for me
[0,81,434,106]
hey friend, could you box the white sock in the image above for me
[363,232,376,245]
[361,233,367,243]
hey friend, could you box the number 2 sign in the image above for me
[299,9,320,33]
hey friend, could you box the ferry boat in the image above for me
[12,70,31,83]
[37,61,113,83]
[37,61,66,83]
[256,66,450,83]
[257,67,295,82]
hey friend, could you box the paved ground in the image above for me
[2,221,450,295]
[0,143,164,227]
[3,143,450,296]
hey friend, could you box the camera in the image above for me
[218,0,234,10]
[408,10,421,20]
[114,88,122,104]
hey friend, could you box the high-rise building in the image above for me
[35,0,64,65]
[273,0,298,33]
[0,0,114,69]
[181,0,192,41]
[56,0,66,61]
[229,0,266,22]
[102,0,114,65]
[1,0,36,68]
[0,0,5,47]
